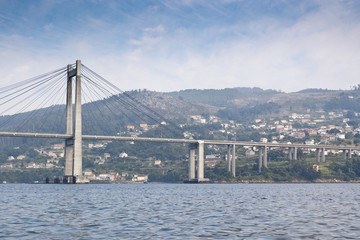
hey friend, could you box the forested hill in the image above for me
[1,87,360,136]
[0,90,218,136]
[167,87,279,107]
[167,87,360,122]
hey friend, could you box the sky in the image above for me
[0,0,360,93]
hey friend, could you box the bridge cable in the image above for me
[14,74,67,132]
[0,70,67,130]
[82,76,142,134]
[81,72,147,126]
[81,65,185,137]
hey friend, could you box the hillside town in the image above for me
[1,104,360,183]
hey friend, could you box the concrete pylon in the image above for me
[316,148,320,162]
[294,147,298,160]
[348,149,352,159]
[343,150,347,160]
[63,60,88,184]
[73,60,83,179]
[227,145,231,172]
[232,144,236,177]
[185,141,209,183]
[64,65,74,178]
[188,143,197,180]
[258,147,263,173]
[321,148,326,162]
[263,146,268,168]
[197,141,205,180]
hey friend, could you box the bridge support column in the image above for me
[315,148,320,162]
[64,65,74,179]
[321,148,326,162]
[197,141,205,180]
[73,60,84,182]
[188,143,196,180]
[348,149,352,159]
[263,146,268,168]
[288,147,293,160]
[63,60,88,184]
[227,145,231,172]
[294,147,298,160]
[342,150,346,159]
[232,144,236,177]
[258,147,263,173]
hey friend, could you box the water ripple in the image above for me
[1,183,360,239]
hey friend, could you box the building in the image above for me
[51,144,64,150]
[16,155,26,160]
[132,174,148,182]
[245,149,255,157]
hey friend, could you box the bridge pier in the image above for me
[189,143,196,180]
[321,148,326,162]
[263,146,268,168]
[226,144,236,177]
[288,147,297,160]
[227,145,231,172]
[342,149,353,160]
[258,146,267,173]
[186,141,209,183]
[64,65,74,178]
[258,147,263,173]
[232,144,236,177]
[316,148,320,162]
[197,141,205,180]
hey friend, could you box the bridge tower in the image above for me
[63,60,88,184]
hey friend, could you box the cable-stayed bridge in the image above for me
[0,60,359,183]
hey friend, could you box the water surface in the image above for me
[1,183,360,239]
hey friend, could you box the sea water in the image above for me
[1,183,360,239]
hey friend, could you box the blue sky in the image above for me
[0,0,360,92]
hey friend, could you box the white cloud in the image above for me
[0,0,359,94]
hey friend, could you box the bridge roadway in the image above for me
[0,131,359,150]
[1,131,359,182]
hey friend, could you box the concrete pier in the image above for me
[188,143,196,180]
[321,148,326,162]
[73,60,82,179]
[263,146,268,168]
[316,148,320,162]
[197,141,204,179]
[258,146,268,172]
[227,145,231,172]
[64,65,74,177]
[185,141,209,183]
[258,147,263,173]
[232,144,236,177]
[288,147,297,160]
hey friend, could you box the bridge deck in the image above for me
[0,131,358,150]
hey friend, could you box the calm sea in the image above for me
[1,183,360,239]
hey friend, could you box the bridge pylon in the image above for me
[63,60,88,184]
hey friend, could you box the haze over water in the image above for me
[1,183,360,239]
